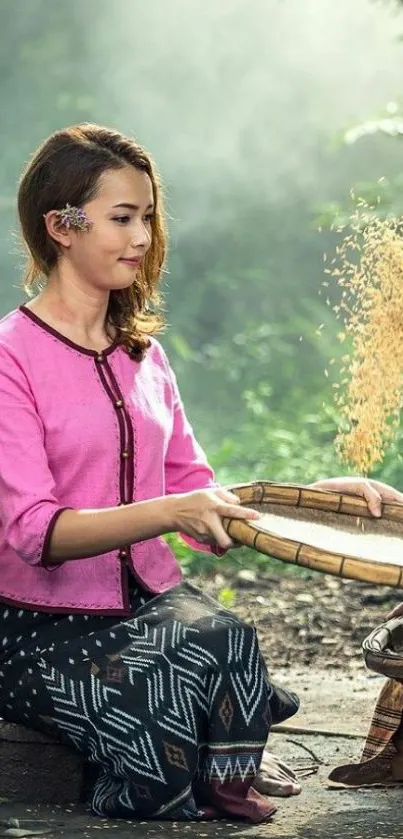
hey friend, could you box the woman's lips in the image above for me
[119,257,142,266]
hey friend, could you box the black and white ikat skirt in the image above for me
[0,580,299,822]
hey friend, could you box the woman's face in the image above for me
[60,165,154,292]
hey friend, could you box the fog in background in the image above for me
[89,0,403,209]
[1,0,403,245]
[2,0,403,467]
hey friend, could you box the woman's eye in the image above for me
[143,214,154,224]
[113,215,130,225]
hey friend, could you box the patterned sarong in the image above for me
[0,580,299,821]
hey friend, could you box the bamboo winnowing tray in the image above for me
[222,481,403,588]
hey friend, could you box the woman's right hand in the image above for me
[167,486,261,550]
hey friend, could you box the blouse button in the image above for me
[119,549,128,560]
[96,353,104,363]
[115,399,124,408]
[121,450,130,459]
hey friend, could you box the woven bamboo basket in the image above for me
[222,481,403,588]
[363,618,403,680]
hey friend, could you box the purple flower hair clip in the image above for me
[54,204,92,232]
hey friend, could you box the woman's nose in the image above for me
[130,221,151,249]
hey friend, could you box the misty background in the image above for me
[2,0,403,540]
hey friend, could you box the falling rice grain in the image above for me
[328,201,403,473]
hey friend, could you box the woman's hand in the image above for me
[167,487,260,551]
[307,477,403,518]
[308,477,403,622]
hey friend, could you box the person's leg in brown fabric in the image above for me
[327,678,403,788]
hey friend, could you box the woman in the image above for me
[0,123,401,822]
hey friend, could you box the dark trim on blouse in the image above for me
[106,363,135,506]
[93,354,136,584]
[121,562,131,613]
[19,306,119,358]
[95,361,129,505]
[0,592,133,616]
[40,507,74,568]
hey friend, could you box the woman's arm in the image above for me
[48,497,175,561]
[48,485,259,563]
[163,362,217,497]
[161,352,229,554]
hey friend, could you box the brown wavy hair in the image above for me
[17,123,167,359]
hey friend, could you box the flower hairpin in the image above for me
[54,204,92,231]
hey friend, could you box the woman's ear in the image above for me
[43,210,73,250]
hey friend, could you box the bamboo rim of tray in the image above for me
[221,481,403,588]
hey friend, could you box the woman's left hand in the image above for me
[307,477,403,518]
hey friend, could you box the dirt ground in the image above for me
[210,566,403,671]
[2,569,403,838]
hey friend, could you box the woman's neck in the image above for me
[23,289,116,352]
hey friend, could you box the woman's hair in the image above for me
[17,123,167,359]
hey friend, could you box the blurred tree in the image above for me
[0,0,100,312]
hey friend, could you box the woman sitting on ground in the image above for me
[0,122,400,822]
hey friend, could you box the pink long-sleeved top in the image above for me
[0,306,218,614]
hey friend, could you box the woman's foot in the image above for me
[253,751,302,797]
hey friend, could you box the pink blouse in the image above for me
[0,307,218,613]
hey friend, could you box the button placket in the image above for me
[94,355,135,572]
